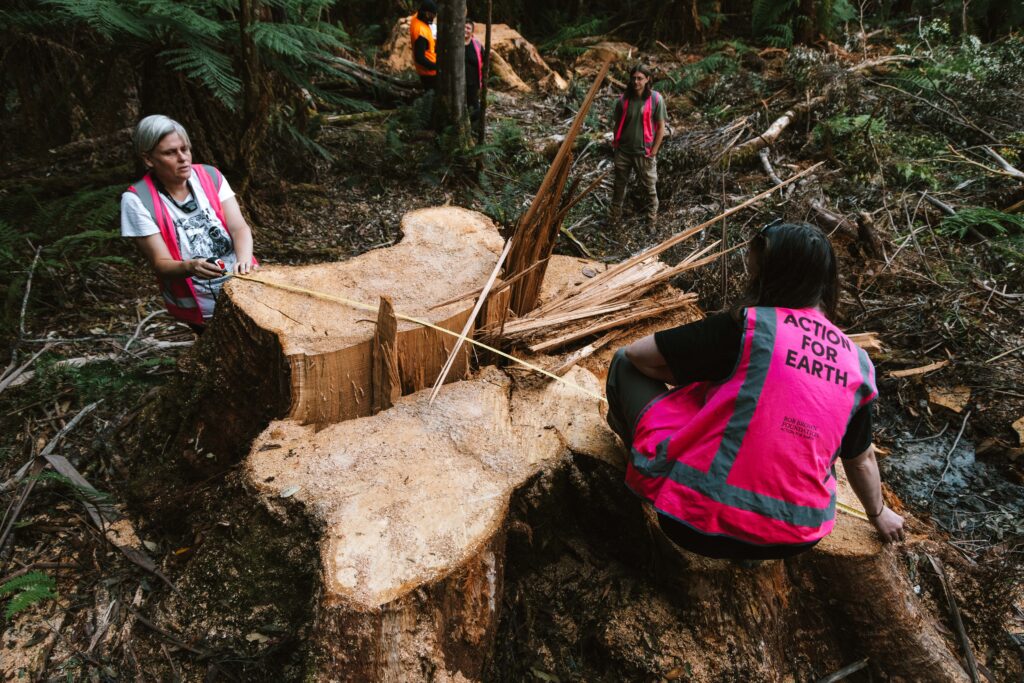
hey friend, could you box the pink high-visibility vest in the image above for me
[626,307,877,546]
[470,38,483,88]
[613,91,662,157]
[128,165,235,324]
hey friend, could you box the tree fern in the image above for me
[1,571,58,619]
[938,208,1024,239]
[161,45,242,105]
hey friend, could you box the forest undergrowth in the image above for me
[1,12,1023,681]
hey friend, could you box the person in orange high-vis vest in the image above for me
[410,1,438,89]
[121,115,258,333]
[610,64,666,227]
[606,221,905,561]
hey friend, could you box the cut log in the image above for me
[244,366,618,680]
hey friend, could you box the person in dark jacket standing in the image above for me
[610,64,666,226]
[464,20,483,120]
[410,1,438,89]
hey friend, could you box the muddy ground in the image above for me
[2,24,1023,682]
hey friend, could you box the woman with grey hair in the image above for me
[121,114,257,331]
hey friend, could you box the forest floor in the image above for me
[1,20,1024,682]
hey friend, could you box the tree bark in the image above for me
[433,0,469,145]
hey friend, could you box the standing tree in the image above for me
[433,0,470,147]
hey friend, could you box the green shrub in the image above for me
[1,571,58,619]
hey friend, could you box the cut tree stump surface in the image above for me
[225,207,502,357]
[217,207,504,427]
[245,366,617,609]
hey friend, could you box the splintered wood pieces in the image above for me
[221,207,504,425]
[245,366,618,609]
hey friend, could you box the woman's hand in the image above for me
[188,258,225,280]
[233,258,256,276]
[871,506,906,543]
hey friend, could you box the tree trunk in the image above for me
[433,0,469,146]
[237,0,273,195]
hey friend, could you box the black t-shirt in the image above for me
[653,311,873,460]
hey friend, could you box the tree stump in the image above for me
[132,213,978,682]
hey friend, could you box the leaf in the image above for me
[1013,416,1024,447]
[928,386,971,413]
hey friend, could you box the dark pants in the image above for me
[605,348,668,450]
[606,349,817,560]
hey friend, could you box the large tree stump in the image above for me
[132,218,980,682]
[244,366,617,681]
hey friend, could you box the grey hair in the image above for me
[133,115,191,158]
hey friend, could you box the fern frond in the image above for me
[939,208,1024,239]
[0,571,55,596]
[138,0,224,41]
[42,0,151,41]
[161,45,241,106]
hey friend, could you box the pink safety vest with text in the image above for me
[128,165,228,325]
[626,307,877,546]
[613,91,662,157]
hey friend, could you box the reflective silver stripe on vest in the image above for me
[823,345,877,483]
[630,308,837,528]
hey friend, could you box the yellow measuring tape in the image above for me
[836,501,869,521]
[233,273,608,403]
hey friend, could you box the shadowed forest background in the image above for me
[1,0,1024,680]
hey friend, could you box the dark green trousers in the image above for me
[605,348,669,449]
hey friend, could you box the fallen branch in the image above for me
[926,554,980,683]
[0,342,53,395]
[931,411,971,498]
[429,237,514,403]
[322,110,397,125]
[889,359,949,378]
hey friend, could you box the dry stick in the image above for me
[19,246,42,341]
[926,554,981,683]
[986,343,1024,364]
[428,237,514,404]
[0,342,53,396]
[815,658,870,683]
[931,410,971,498]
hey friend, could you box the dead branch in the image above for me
[926,554,980,683]
[322,110,397,125]
[429,237,514,403]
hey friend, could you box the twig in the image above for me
[931,411,971,498]
[816,658,870,683]
[123,310,166,354]
[428,237,515,404]
[19,246,42,340]
[986,344,1024,364]
[0,342,53,395]
[926,554,980,683]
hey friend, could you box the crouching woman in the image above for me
[120,115,257,332]
[606,221,904,560]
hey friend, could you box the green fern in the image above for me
[938,208,1024,239]
[1,571,58,619]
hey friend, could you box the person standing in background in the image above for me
[464,20,483,120]
[610,64,666,227]
[410,1,438,89]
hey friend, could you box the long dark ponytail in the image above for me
[735,221,839,320]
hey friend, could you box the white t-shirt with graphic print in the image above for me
[121,169,237,320]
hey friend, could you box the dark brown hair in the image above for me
[627,64,654,99]
[734,221,839,320]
